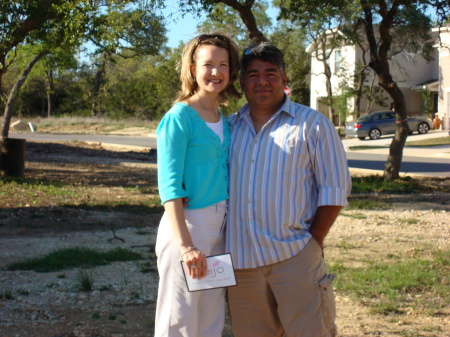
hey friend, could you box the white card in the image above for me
[181,253,237,292]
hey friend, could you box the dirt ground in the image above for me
[0,140,449,337]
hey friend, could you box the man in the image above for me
[226,42,351,337]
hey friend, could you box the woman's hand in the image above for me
[181,247,207,279]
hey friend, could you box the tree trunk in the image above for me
[365,73,377,114]
[321,48,336,123]
[360,0,407,181]
[379,75,410,180]
[221,0,267,42]
[46,69,54,118]
[91,57,107,117]
[0,137,26,177]
[354,64,369,118]
[1,51,48,138]
[384,120,409,180]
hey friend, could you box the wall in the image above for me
[434,27,450,130]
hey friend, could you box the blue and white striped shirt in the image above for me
[226,97,351,269]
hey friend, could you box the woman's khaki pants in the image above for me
[154,201,227,337]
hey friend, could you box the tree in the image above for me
[93,49,179,120]
[278,1,361,124]
[1,0,97,137]
[278,0,449,180]
[2,50,48,136]
[192,1,273,113]
[176,0,268,42]
[358,0,446,180]
[270,22,310,105]
[1,0,166,138]
[18,44,79,117]
[199,1,272,43]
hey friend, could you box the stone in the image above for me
[10,120,30,131]
[9,120,37,132]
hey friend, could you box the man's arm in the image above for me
[309,205,342,248]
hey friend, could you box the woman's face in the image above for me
[191,44,230,97]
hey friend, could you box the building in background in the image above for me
[308,25,449,130]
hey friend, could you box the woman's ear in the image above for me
[190,63,196,80]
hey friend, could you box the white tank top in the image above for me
[205,117,224,143]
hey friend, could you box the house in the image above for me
[307,26,449,130]
[431,26,450,130]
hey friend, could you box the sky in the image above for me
[78,1,277,59]
[162,0,279,48]
[162,1,205,48]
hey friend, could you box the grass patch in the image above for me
[348,145,388,151]
[340,212,367,219]
[16,288,30,296]
[139,260,157,273]
[1,176,162,215]
[0,289,13,300]
[74,269,95,292]
[140,245,157,273]
[351,175,438,194]
[7,247,142,273]
[347,197,391,210]
[398,218,419,225]
[405,136,450,147]
[0,177,83,206]
[330,250,450,316]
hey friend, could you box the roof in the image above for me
[412,79,439,91]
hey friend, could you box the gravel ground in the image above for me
[1,205,449,337]
[0,141,449,336]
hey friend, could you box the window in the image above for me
[334,50,341,73]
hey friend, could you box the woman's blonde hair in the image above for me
[174,33,241,104]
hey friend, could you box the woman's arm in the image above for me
[164,198,207,279]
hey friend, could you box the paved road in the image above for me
[342,131,450,177]
[10,131,450,177]
[346,152,450,177]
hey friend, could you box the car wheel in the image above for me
[418,122,429,134]
[358,137,365,140]
[369,128,381,140]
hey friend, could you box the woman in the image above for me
[154,33,240,337]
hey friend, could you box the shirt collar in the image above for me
[236,95,295,121]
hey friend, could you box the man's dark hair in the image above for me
[241,42,286,78]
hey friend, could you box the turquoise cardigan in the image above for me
[157,103,230,209]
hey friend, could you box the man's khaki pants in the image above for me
[228,238,337,337]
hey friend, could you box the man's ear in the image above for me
[283,72,288,86]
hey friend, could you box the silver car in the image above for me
[345,111,433,140]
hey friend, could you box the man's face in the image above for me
[240,59,287,113]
